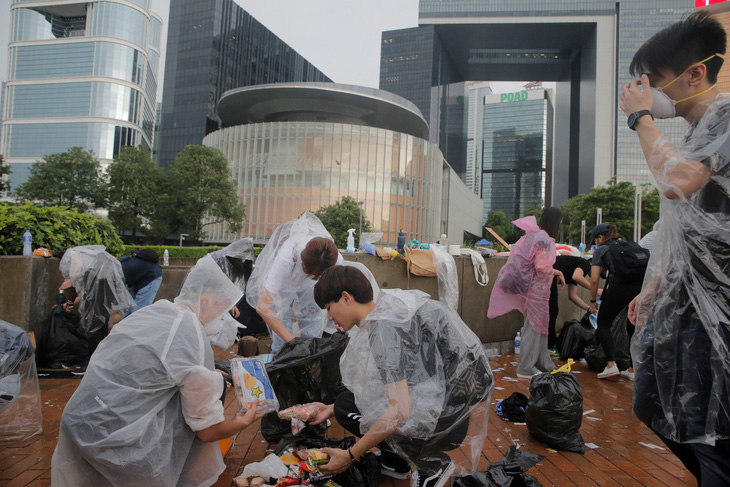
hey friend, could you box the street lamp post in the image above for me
[358,201,364,247]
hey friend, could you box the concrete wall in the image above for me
[0,255,591,344]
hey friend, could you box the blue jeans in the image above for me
[130,276,162,311]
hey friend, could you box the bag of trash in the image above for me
[0,321,42,443]
[452,445,543,487]
[583,305,632,372]
[525,360,584,453]
[557,319,595,361]
[496,392,529,423]
[35,311,88,369]
[261,333,349,442]
[274,435,380,487]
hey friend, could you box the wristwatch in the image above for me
[627,110,653,131]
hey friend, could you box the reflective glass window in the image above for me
[149,17,162,50]
[10,43,95,79]
[87,2,147,47]
[11,7,87,41]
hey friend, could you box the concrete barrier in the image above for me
[0,254,593,346]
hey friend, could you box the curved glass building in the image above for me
[203,83,460,245]
[2,0,162,189]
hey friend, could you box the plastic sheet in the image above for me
[431,243,459,310]
[556,319,595,361]
[52,256,242,487]
[340,289,493,474]
[631,94,730,446]
[487,216,557,334]
[59,246,135,336]
[0,321,42,443]
[584,305,632,372]
[525,367,584,453]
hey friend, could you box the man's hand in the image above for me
[588,304,598,315]
[620,74,654,116]
[319,448,352,475]
[233,399,266,428]
[62,300,75,314]
[628,295,640,326]
[231,306,240,318]
[301,402,334,426]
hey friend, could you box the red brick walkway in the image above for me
[0,351,697,487]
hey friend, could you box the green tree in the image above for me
[314,196,373,249]
[107,146,163,237]
[484,210,511,242]
[561,179,660,244]
[15,147,106,210]
[0,154,10,194]
[149,145,245,241]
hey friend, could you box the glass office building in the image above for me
[382,0,694,202]
[2,0,162,190]
[158,0,331,167]
[481,90,552,222]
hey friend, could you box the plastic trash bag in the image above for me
[0,321,42,443]
[340,289,493,475]
[496,392,529,423]
[556,320,595,361]
[452,446,543,487]
[274,435,381,487]
[59,245,134,336]
[488,216,557,334]
[260,333,349,443]
[525,361,584,453]
[584,305,632,372]
[630,94,730,446]
[431,243,459,310]
[460,248,489,287]
[240,453,289,480]
[359,232,383,256]
[35,311,88,369]
[52,256,242,487]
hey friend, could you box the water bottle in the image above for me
[439,234,448,246]
[163,249,169,266]
[578,243,586,257]
[22,229,32,256]
[514,331,521,355]
[397,230,405,254]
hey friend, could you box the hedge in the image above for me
[120,244,263,259]
[0,202,125,256]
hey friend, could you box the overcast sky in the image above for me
[1,0,533,99]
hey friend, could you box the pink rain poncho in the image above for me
[487,216,556,334]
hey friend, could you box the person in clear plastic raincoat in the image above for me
[620,11,730,484]
[247,212,375,354]
[51,255,265,487]
[59,245,135,368]
[487,210,565,379]
[302,265,493,487]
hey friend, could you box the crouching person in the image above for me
[51,255,265,487]
[306,265,494,487]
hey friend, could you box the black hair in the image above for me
[538,207,562,239]
[301,237,339,277]
[313,265,373,308]
[630,11,726,83]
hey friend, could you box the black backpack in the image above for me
[606,240,650,283]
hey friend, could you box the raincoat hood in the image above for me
[175,255,242,328]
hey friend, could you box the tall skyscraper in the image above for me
[381,0,695,205]
[465,81,492,196]
[2,0,162,190]
[158,0,331,167]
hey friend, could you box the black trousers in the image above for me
[653,428,730,486]
[333,388,468,477]
[548,280,559,349]
[596,280,641,362]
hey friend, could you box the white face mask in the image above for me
[651,87,676,119]
[204,314,239,350]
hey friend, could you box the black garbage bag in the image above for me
[274,435,380,487]
[35,311,88,369]
[583,305,632,372]
[525,368,584,453]
[557,320,595,361]
[497,392,529,423]
[453,446,543,487]
[261,332,349,442]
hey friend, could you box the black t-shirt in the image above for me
[553,255,591,286]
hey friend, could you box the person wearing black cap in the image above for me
[588,225,642,380]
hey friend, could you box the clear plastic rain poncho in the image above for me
[631,93,730,446]
[208,237,254,293]
[52,255,243,487]
[431,243,459,310]
[341,289,494,474]
[0,321,42,443]
[59,245,135,335]
[487,216,556,334]
[246,212,342,353]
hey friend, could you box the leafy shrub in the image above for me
[120,244,263,259]
[0,202,125,256]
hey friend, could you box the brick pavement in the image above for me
[0,351,698,487]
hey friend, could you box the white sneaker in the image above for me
[597,364,619,379]
[516,371,540,379]
[620,370,635,381]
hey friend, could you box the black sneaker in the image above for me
[379,455,411,480]
[71,364,87,376]
[417,460,455,487]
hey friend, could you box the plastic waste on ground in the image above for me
[452,445,543,487]
[525,359,585,453]
[0,321,42,444]
[51,255,242,487]
[59,245,135,336]
[22,229,32,256]
[340,289,494,475]
[487,216,557,335]
[556,319,594,361]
